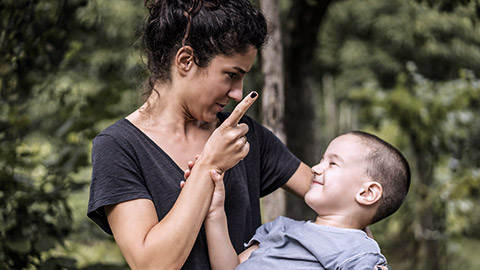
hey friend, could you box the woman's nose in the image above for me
[227,81,244,102]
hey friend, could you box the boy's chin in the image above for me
[304,192,319,212]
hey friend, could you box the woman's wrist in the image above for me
[193,155,224,175]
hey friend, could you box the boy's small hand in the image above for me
[206,170,226,221]
[183,154,200,180]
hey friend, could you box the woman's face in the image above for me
[184,46,258,123]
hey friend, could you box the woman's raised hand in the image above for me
[199,91,258,174]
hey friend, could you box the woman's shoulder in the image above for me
[95,118,144,140]
[97,118,132,136]
[92,118,145,150]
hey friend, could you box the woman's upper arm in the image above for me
[282,162,312,198]
[103,161,218,270]
[105,199,159,269]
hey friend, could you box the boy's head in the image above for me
[305,131,410,226]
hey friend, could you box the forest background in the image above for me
[1,0,480,269]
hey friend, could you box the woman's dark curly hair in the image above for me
[142,0,268,100]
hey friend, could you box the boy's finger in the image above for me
[222,91,258,127]
[187,160,194,170]
[210,170,224,183]
[184,169,191,179]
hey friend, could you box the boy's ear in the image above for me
[356,181,382,206]
[175,46,194,75]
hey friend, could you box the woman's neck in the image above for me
[129,88,217,138]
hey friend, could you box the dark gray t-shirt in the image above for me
[87,113,300,269]
[238,216,387,270]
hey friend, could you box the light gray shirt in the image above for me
[236,216,387,270]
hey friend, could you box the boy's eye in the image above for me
[227,72,237,79]
[329,162,337,166]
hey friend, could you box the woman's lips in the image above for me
[216,103,226,111]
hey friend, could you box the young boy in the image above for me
[201,130,410,270]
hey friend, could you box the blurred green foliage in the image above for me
[1,0,145,268]
[1,0,480,269]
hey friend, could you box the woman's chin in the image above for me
[200,113,218,124]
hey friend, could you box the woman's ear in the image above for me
[175,46,194,75]
[356,181,382,206]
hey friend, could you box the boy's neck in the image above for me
[313,214,369,230]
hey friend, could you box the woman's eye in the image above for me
[329,162,337,166]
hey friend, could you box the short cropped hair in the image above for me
[345,131,411,224]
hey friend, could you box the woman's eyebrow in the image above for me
[234,66,247,74]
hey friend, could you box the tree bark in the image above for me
[409,133,447,270]
[283,0,334,220]
[259,0,286,223]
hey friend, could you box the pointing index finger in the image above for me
[223,91,258,127]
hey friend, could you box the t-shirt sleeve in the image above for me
[254,121,301,197]
[339,252,388,270]
[244,216,293,248]
[87,134,152,235]
[244,218,274,248]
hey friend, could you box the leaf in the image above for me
[34,235,57,252]
[5,237,31,254]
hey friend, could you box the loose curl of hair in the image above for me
[141,0,268,101]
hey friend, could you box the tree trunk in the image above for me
[322,73,337,140]
[409,134,447,270]
[259,0,286,223]
[283,0,334,220]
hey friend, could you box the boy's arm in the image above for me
[204,170,241,270]
[204,169,260,268]
[238,243,259,263]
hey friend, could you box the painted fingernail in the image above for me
[250,91,257,98]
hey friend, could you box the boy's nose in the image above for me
[311,163,325,175]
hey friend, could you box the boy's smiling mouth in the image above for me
[312,175,324,185]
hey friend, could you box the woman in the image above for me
[87,0,311,269]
